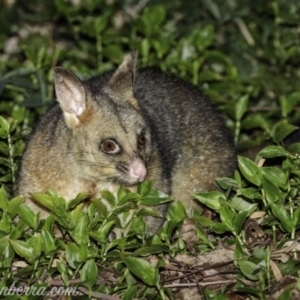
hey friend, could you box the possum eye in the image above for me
[101,140,120,154]
[138,133,146,146]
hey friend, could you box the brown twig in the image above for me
[163,279,235,288]
[76,286,121,300]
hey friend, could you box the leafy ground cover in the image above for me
[1,0,300,299]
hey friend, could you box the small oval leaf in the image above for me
[123,257,158,287]
[238,156,261,186]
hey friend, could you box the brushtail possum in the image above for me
[15,51,236,233]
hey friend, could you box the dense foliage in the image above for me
[0,0,300,299]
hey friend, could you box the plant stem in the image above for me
[7,131,15,183]
[234,120,240,145]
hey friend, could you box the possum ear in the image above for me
[54,67,87,127]
[104,51,139,108]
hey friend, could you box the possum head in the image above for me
[54,52,152,186]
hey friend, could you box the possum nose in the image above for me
[129,159,147,182]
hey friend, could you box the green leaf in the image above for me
[8,195,24,217]
[233,197,259,213]
[94,15,108,33]
[261,167,288,187]
[269,202,293,233]
[136,207,163,218]
[198,70,221,81]
[41,230,56,254]
[281,92,300,115]
[161,219,183,239]
[0,141,8,155]
[70,203,84,226]
[117,192,140,206]
[219,201,234,231]
[89,220,115,242]
[27,234,42,254]
[66,242,86,269]
[52,212,71,229]
[233,211,249,234]
[195,225,214,248]
[88,232,106,244]
[210,222,232,234]
[107,236,138,252]
[166,201,187,222]
[201,0,221,20]
[0,173,12,183]
[90,198,108,218]
[12,139,25,158]
[141,5,166,34]
[277,286,293,300]
[238,260,260,280]
[235,95,249,121]
[151,235,163,245]
[194,191,226,211]
[0,128,6,139]
[234,170,242,187]
[194,25,214,51]
[262,176,282,204]
[117,186,127,201]
[280,260,300,277]
[1,239,14,268]
[137,180,154,196]
[10,240,38,262]
[0,185,9,211]
[57,261,70,286]
[57,262,67,276]
[80,259,98,286]
[252,248,268,260]
[128,216,146,235]
[216,177,238,190]
[238,156,261,186]
[18,204,39,229]
[258,145,289,158]
[153,36,172,58]
[193,215,214,227]
[292,206,300,227]
[101,190,116,207]
[67,192,89,210]
[132,245,169,256]
[9,225,22,239]
[31,193,55,211]
[150,5,166,25]
[102,45,123,63]
[236,189,261,201]
[0,236,9,258]
[141,38,150,58]
[288,142,300,153]
[87,202,96,220]
[113,202,135,215]
[204,290,229,299]
[193,215,231,234]
[272,122,298,144]
[0,213,10,233]
[0,117,10,136]
[71,214,89,245]
[123,257,159,287]
[123,285,138,300]
[140,189,172,206]
[47,189,66,209]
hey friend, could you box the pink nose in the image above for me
[129,159,147,182]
